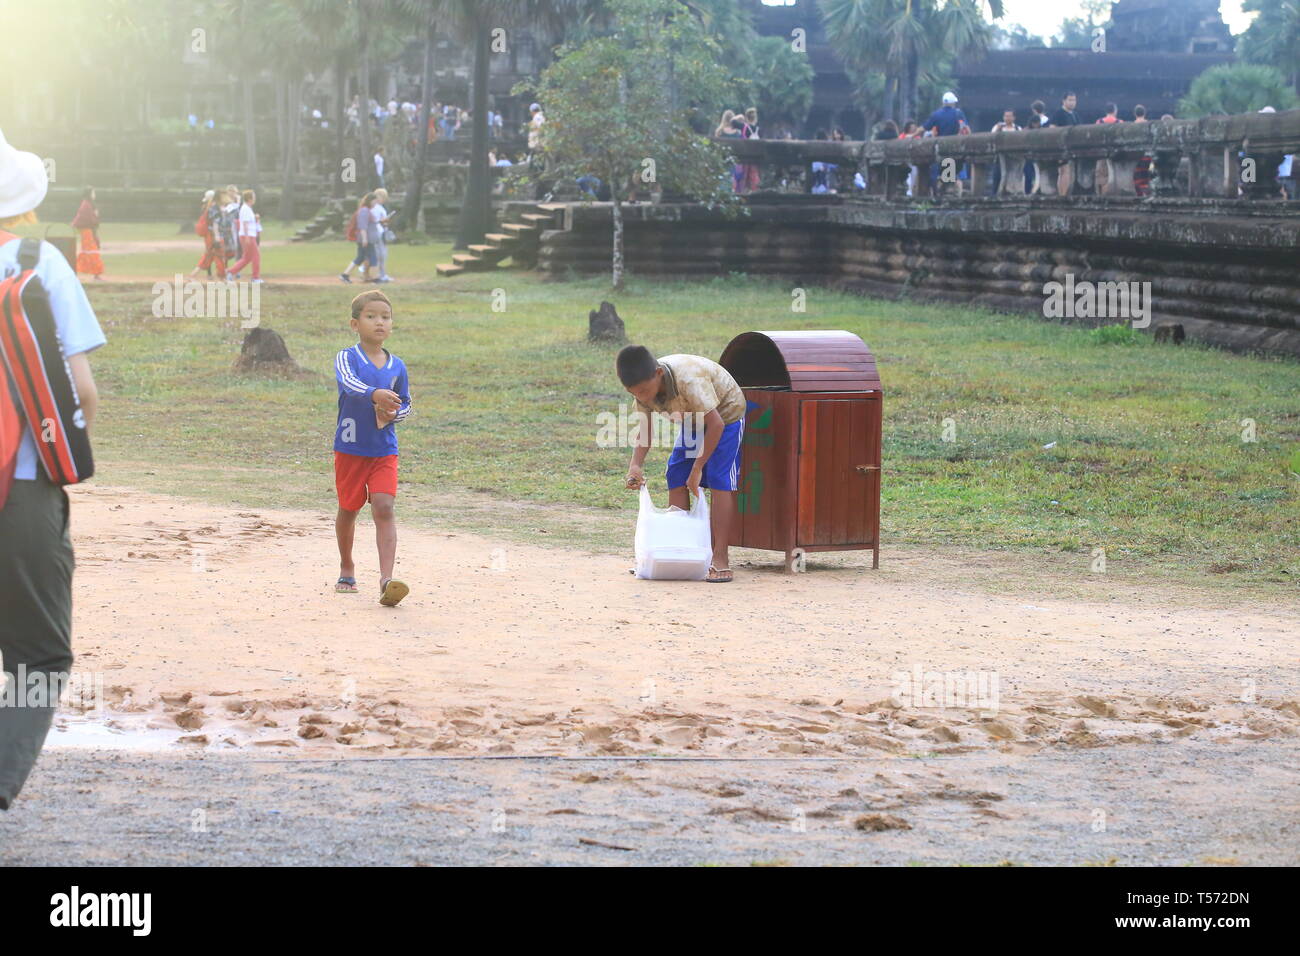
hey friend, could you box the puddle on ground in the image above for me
[46,715,195,753]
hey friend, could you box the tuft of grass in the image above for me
[1088,323,1143,346]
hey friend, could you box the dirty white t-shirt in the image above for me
[0,236,106,480]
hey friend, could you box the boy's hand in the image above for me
[375,406,397,427]
[372,389,401,413]
[686,465,703,498]
[625,464,645,490]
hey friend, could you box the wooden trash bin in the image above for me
[719,330,882,572]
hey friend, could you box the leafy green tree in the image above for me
[1238,0,1300,94]
[523,0,738,290]
[747,34,815,130]
[1178,63,1300,117]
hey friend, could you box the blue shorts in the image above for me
[352,241,377,267]
[666,417,744,492]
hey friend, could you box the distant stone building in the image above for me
[1106,0,1234,54]
[749,0,1237,136]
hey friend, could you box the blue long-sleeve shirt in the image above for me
[333,345,411,456]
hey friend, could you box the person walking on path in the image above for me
[190,189,227,279]
[0,129,105,810]
[225,189,262,282]
[70,187,103,280]
[340,193,378,283]
[371,188,394,283]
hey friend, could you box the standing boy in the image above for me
[334,291,411,605]
[617,346,745,583]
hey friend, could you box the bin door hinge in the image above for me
[855,464,880,474]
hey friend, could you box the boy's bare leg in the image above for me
[370,493,397,583]
[336,507,359,578]
[710,489,736,570]
[668,485,689,511]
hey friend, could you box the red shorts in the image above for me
[334,452,398,511]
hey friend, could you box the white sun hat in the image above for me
[0,128,49,219]
[942,91,958,105]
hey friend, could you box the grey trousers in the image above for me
[0,476,74,809]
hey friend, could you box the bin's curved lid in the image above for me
[719,330,881,393]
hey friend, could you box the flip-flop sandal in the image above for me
[335,576,358,593]
[379,579,410,607]
[706,566,734,584]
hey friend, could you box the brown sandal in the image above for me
[706,566,733,583]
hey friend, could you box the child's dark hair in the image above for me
[351,290,392,319]
[616,345,658,387]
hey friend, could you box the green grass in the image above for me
[62,224,1300,589]
[11,216,456,278]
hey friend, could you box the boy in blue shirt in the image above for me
[333,290,411,605]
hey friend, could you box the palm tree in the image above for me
[1179,63,1300,117]
[1239,0,1300,95]
[819,0,1001,125]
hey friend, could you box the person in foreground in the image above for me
[333,290,411,605]
[617,345,745,583]
[0,129,105,807]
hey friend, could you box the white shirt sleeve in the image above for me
[37,241,107,358]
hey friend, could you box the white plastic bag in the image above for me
[634,485,712,581]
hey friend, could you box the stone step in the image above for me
[502,222,537,234]
[519,212,554,223]
[451,253,492,270]
[484,233,517,244]
[435,262,465,276]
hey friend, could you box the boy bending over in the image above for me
[617,345,745,583]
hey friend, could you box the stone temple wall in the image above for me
[534,199,1300,359]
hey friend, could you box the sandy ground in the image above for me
[7,483,1297,864]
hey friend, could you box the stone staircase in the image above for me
[435,203,565,276]
[290,202,346,241]
[291,198,404,242]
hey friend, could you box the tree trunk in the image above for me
[903,52,919,126]
[333,57,347,199]
[241,74,260,190]
[239,0,259,189]
[279,78,302,222]
[610,191,624,292]
[401,11,437,233]
[453,8,493,250]
[884,74,899,124]
[274,75,287,163]
[358,10,373,190]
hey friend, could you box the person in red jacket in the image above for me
[71,186,103,280]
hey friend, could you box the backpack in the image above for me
[345,210,360,242]
[0,233,96,504]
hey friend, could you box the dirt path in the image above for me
[96,239,290,256]
[5,740,1294,866]
[48,484,1298,765]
